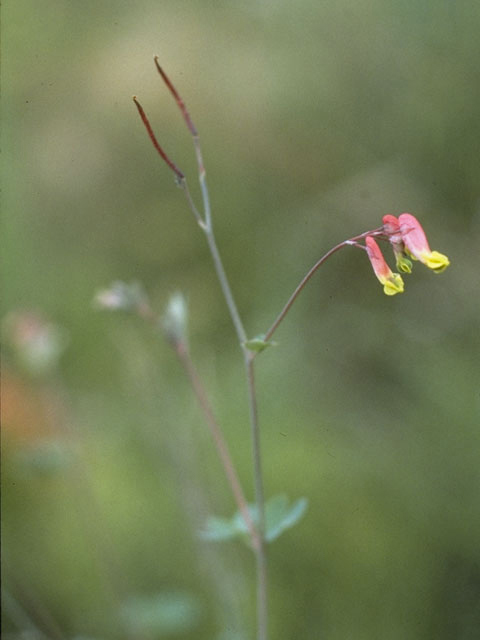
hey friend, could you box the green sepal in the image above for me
[243,334,276,353]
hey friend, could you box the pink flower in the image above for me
[382,214,401,241]
[397,213,450,273]
[365,236,404,295]
[382,215,413,274]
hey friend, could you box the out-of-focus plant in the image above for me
[3,311,69,378]
[2,312,72,474]
[96,57,450,640]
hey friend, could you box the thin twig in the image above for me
[175,341,261,552]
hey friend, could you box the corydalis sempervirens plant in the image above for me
[363,213,450,296]
[129,58,451,640]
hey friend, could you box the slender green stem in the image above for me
[180,178,205,228]
[136,59,269,639]
[261,228,383,345]
[200,170,268,640]
[204,229,247,344]
[245,354,267,640]
[192,136,212,229]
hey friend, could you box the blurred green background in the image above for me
[2,1,480,639]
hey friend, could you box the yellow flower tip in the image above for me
[382,273,404,295]
[423,251,450,273]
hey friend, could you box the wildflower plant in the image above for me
[96,57,450,640]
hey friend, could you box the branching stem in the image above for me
[134,58,268,640]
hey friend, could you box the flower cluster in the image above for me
[365,214,450,296]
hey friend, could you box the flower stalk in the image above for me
[261,228,383,345]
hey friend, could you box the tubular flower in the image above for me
[397,213,450,273]
[365,236,404,295]
[382,214,412,274]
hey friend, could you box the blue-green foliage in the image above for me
[201,495,308,543]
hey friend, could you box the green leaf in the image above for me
[264,494,308,542]
[199,516,240,541]
[201,495,308,545]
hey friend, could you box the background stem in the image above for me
[175,341,261,552]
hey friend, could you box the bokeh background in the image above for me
[2,1,480,639]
